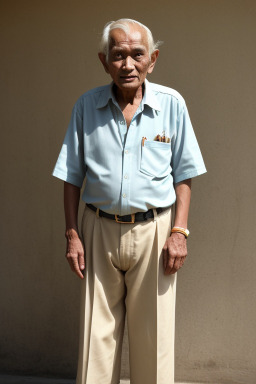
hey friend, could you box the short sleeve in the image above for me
[171,103,207,183]
[52,105,86,188]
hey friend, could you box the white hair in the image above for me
[99,18,162,59]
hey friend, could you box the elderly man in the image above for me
[53,18,206,384]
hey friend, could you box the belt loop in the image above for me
[153,208,157,221]
[96,208,100,218]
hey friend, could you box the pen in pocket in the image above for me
[154,132,170,143]
[142,137,147,146]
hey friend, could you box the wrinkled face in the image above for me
[99,24,159,93]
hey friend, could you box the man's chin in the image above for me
[116,79,143,90]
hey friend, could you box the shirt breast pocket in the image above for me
[140,140,172,178]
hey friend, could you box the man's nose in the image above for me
[122,56,135,70]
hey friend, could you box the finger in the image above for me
[66,255,76,272]
[66,253,84,279]
[180,256,186,267]
[78,252,85,271]
[173,257,181,271]
[162,247,168,270]
[164,257,175,275]
[169,257,180,274]
[72,256,84,279]
[170,256,186,274]
[66,247,76,271]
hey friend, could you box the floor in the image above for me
[0,377,127,384]
[0,375,199,384]
[0,377,128,384]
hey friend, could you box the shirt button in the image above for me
[120,121,125,125]
[125,150,129,154]
[122,193,127,198]
[124,174,128,179]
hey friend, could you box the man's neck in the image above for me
[114,84,144,107]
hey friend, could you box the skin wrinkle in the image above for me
[99,25,158,104]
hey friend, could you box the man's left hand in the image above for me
[163,232,187,274]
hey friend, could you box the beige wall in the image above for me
[1,0,256,382]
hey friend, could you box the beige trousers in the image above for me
[76,205,177,384]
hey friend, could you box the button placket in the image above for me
[120,144,131,215]
[119,105,142,215]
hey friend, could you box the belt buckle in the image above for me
[115,214,135,224]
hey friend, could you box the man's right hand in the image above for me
[65,229,85,279]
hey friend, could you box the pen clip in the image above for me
[142,137,147,146]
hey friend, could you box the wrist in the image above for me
[170,232,187,240]
[65,228,79,240]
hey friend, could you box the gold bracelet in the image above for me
[171,227,190,238]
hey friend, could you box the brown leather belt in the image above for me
[86,204,169,224]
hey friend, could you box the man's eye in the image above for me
[115,53,122,59]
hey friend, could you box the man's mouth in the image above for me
[120,75,137,80]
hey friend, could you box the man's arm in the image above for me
[163,178,191,275]
[64,181,85,279]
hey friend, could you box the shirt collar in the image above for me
[96,83,114,109]
[96,79,161,112]
[142,79,161,112]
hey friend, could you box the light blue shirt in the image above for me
[53,80,206,215]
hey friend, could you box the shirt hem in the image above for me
[52,169,84,188]
[173,168,207,184]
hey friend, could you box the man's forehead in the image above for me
[109,25,149,50]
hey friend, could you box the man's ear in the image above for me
[98,53,109,74]
[147,49,160,74]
